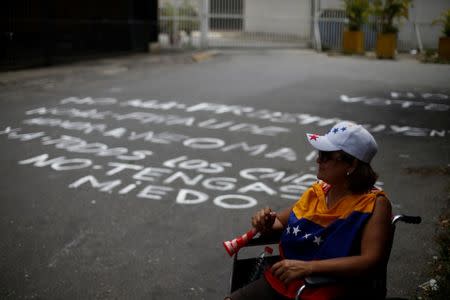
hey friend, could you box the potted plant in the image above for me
[342,0,370,54]
[371,0,411,59]
[178,0,200,47]
[160,1,199,46]
[432,9,450,60]
[160,2,178,45]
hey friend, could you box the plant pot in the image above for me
[376,33,397,59]
[343,31,365,55]
[438,37,450,60]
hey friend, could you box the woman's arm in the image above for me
[252,206,292,233]
[272,206,292,231]
[271,196,393,284]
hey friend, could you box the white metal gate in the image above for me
[158,0,313,49]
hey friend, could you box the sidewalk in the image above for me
[0,48,433,88]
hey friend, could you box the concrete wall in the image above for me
[244,0,311,37]
[319,0,450,22]
[411,0,450,49]
[319,0,342,10]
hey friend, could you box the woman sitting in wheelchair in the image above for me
[226,121,393,300]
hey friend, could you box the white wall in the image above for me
[318,0,450,49]
[411,0,450,48]
[414,0,449,22]
[319,0,342,10]
[244,0,311,37]
[318,0,450,23]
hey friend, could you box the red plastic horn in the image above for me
[223,228,257,257]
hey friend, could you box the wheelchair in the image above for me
[228,214,422,300]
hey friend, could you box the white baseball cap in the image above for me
[306,121,378,163]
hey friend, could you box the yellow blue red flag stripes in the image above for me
[264,182,385,299]
[279,181,384,261]
[281,210,372,260]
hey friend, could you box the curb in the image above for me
[191,50,220,62]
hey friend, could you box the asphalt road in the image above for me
[1,49,449,300]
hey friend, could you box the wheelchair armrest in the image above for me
[304,275,337,285]
[295,276,337,300]
[392,214,422,226]
[246,231,282,246]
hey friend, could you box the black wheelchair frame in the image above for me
[229,214,422,300]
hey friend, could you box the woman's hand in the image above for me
[271,259,313,285]
[251,207,276,234]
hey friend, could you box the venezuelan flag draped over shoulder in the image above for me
[265,181,385,299]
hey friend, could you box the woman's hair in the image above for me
[339,151,379,194]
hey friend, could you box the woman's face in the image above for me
[316,151,351,185]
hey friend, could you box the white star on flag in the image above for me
[292,226,301,236]
[303,233,311,239]
[286,226,291,234]
[313,236,323,246]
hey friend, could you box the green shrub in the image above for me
[343,0,370,31]
[160,0,199,35]
[432,9,450,37]
[371,0,411,33]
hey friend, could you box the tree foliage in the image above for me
[160,0,199,35]
[432,9,450,37]
[343,0,370,31]
[371,0,411,33]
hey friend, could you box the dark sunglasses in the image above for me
[318,151,356,164]
[317,151,342,163]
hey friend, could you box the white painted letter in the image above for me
[202,177,236,191]
[133,167,172,182]
[183,138,225,149]
[238,182,276,196]
[239,168,275,181]
[213,195,257,209]
[176,189,209,205]
[106,162,143,176]
[137,185,173,200]
[69,175,122,192]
